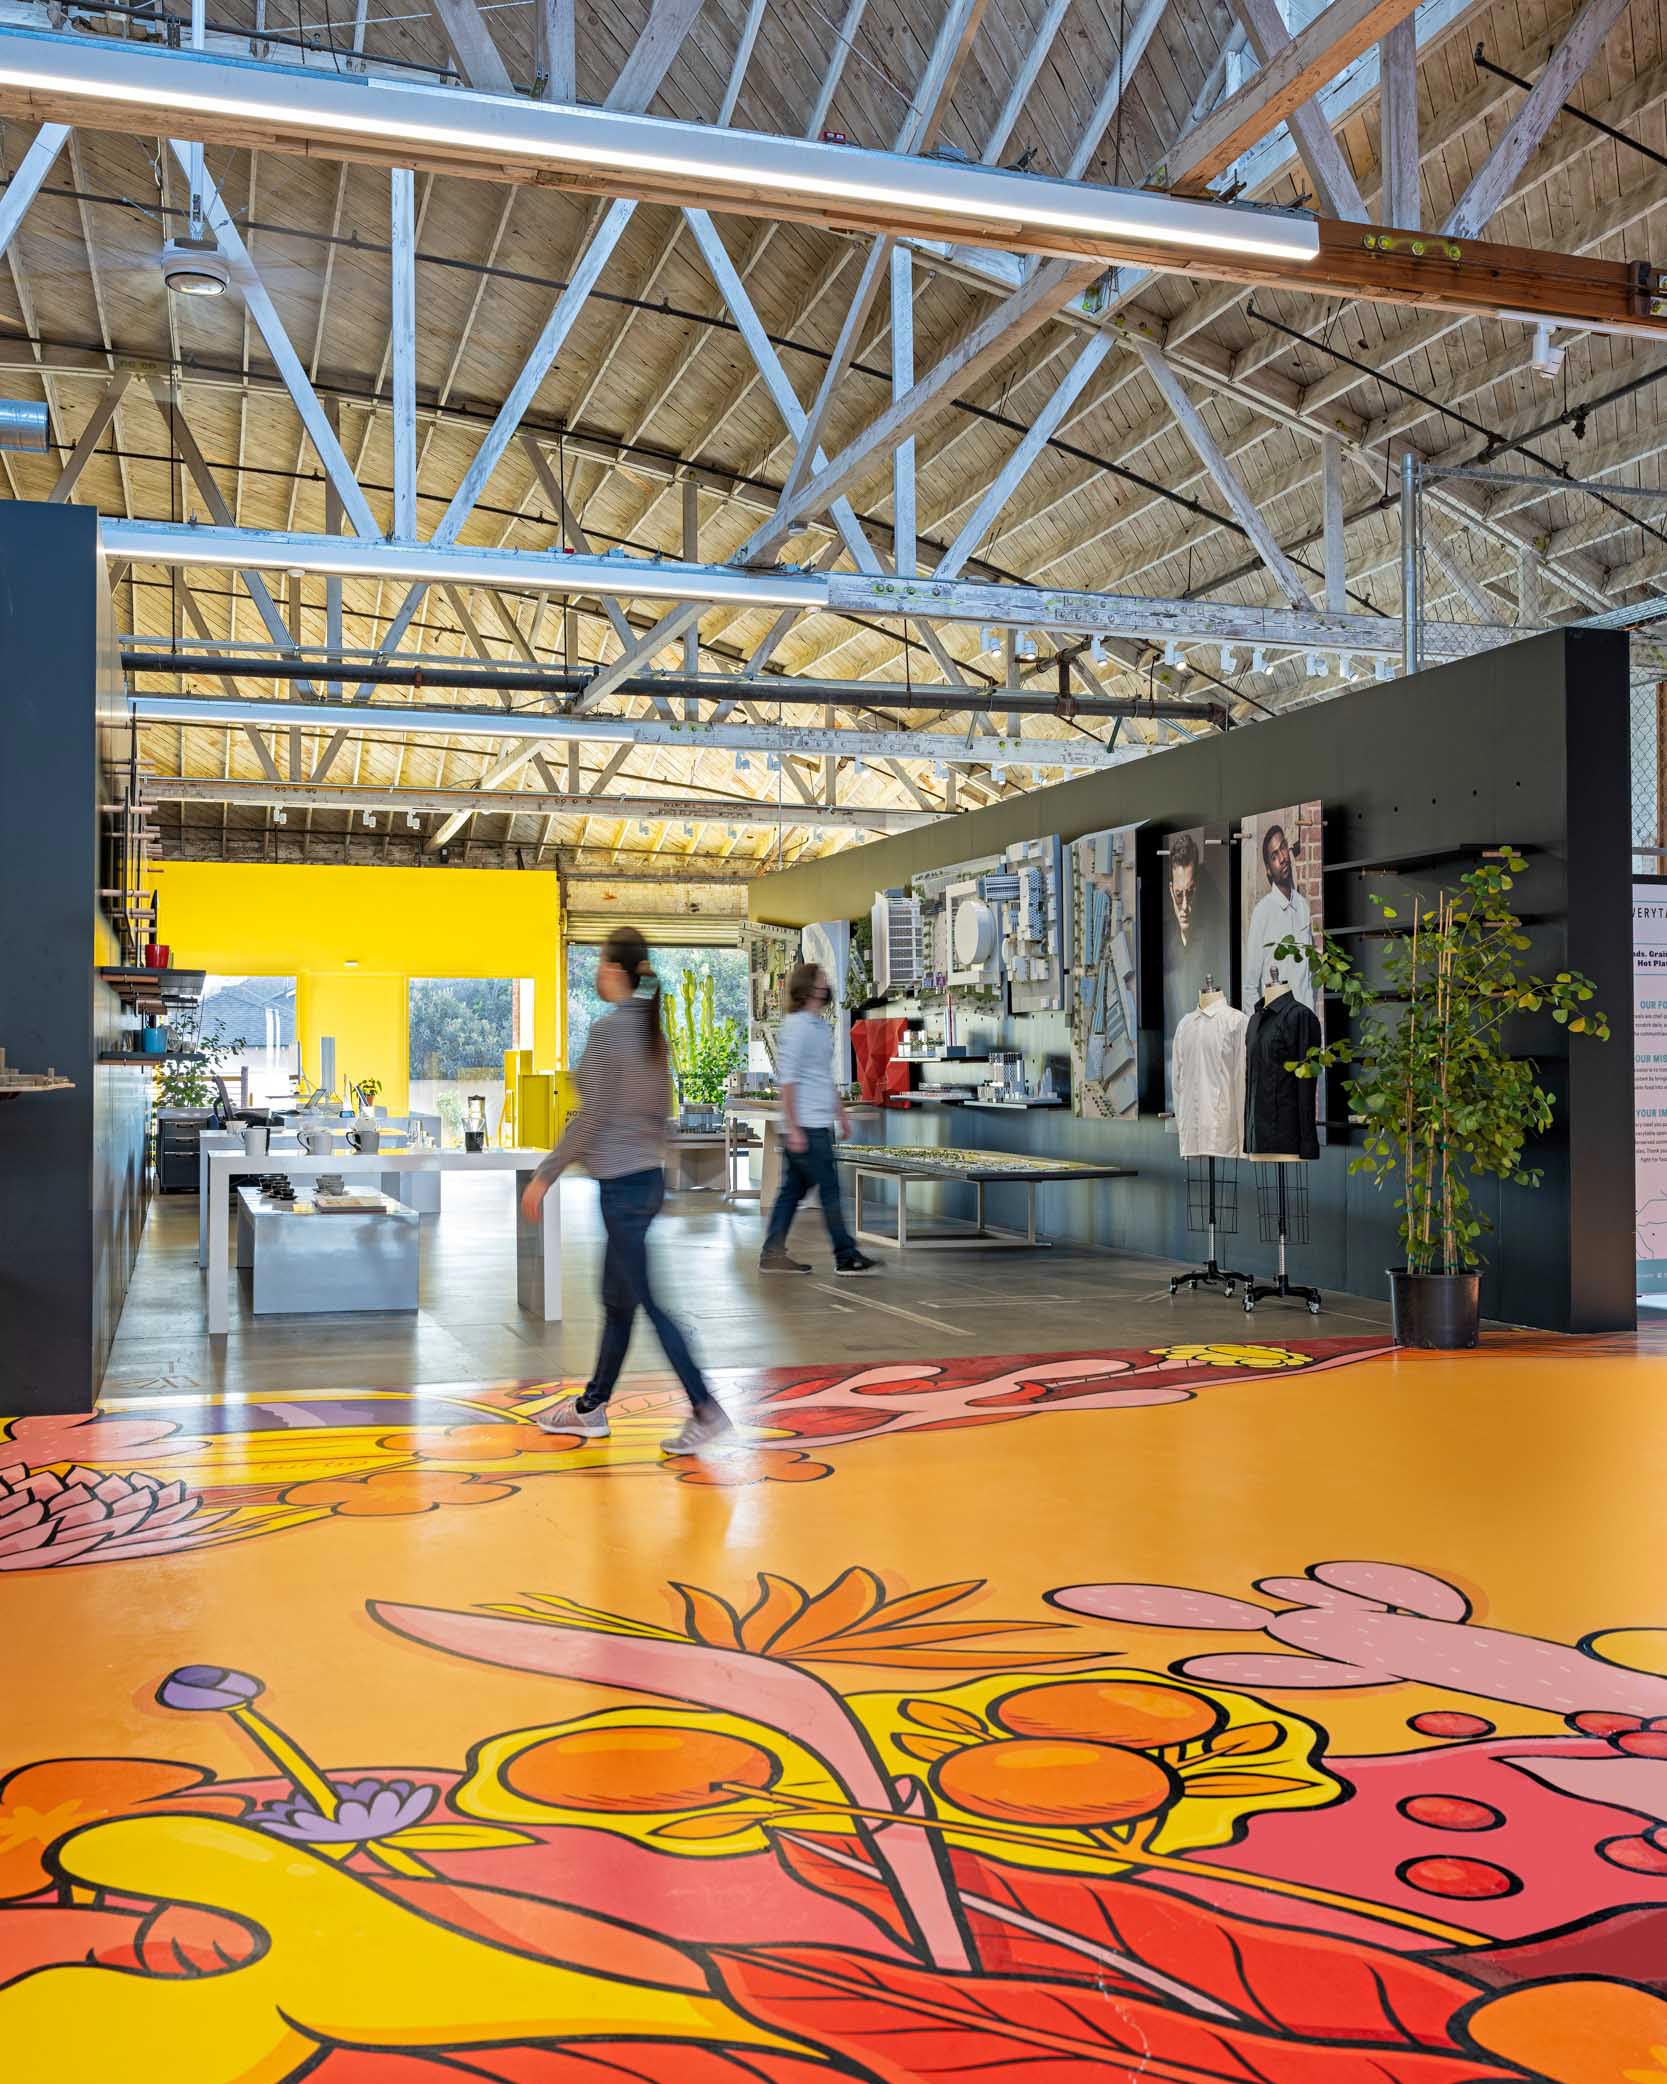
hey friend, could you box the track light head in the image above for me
[1531,322,1565,381]
[160,235,229,297]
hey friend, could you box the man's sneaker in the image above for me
[759,1247,813,1274]
[538,1395,610,1438]
[664,1404,736,1455]
[835,1253,881,1277]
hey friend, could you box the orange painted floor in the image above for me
[4,1331,1666,2081]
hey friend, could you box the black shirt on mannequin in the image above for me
[1243,990,1321,1160]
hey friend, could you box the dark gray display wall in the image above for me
[751,631,1634,1333]
[0,502,149,1412]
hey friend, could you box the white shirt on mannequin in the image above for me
[1173,996,1249,1159]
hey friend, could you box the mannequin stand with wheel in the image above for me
[1170,979,1252,1298]
[1241,979,1323,1317]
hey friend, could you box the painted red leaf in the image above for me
[773,1830,919,1952]
[309,2046,833,2083]
[712,1945,1526,2084]
[954,1850,1480,2049]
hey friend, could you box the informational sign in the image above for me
[1636,879,1667,1313]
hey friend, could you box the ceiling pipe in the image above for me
[119,652,1224,727]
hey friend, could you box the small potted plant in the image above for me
[1276,849,1609,1348]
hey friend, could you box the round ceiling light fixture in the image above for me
[160,236,230,297]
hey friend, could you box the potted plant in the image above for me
[1276,849,1609,1348]
[153,1025,246,1112]
[663,966,744,1128]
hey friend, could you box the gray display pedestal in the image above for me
[235,1186,419,1315]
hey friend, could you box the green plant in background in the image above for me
[663,964,744,1109]
[153,1027,246,1109]
[1275,849,1609,1276]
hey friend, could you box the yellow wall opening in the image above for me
[145,862,563,1111]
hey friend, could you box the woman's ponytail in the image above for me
[602,924,666,1067]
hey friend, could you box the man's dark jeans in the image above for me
[763,1126,857,1263]
[586,1166,712,1407]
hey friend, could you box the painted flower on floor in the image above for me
[482,1566,1084,1670]
[277,1469,518,1517]
[0,1758,248,1900]
[0,1345,1392,1570]
[0,1461,234,1568]
[9,1565,1667,2081]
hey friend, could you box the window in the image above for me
[408,977,531,1143]
[566,945,747,1090]
[198,975,298,1106]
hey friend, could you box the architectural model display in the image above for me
[870,888,924,994]
[1069,824,1139,1120]
[743,922,799,1072]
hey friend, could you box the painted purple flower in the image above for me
[157,1665,265,1713]
[249,1776,437,1844]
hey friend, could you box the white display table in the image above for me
[236,1185,419,1314]
[201,1147,560,1334]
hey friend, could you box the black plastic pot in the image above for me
[1388,1269,1481,1349]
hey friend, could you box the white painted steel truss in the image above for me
[0,0,1657,861]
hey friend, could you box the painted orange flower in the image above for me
[662,1449,830,1487]
[374,1424,553,1463]
[1466,1978,1667,2082]
[0,1758,246,1900]
[280,1470,515,1517]
[488,1567,1085,1671]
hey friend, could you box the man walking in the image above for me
[759,962,878,1277]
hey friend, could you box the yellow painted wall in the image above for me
[144,863,563,1109]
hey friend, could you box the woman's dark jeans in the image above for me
[585,1166,712,1409]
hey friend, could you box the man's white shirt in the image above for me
[1243,885,1315,1010]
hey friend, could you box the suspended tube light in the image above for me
[0,28,1322,268]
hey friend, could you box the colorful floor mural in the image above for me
[3,1336,1666,2081]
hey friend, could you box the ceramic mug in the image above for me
[299,1125,334,1156]
[347,1125,382,1154]
[241,1123,269,1158]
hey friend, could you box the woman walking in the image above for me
[520,926,732,1453]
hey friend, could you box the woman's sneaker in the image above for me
[538,1394,610,1438]
[835,1253,880,1277]
[664,1404,736,1454]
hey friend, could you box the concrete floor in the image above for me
[103,1170,1395,1398]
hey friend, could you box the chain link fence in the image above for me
[1634,672,1662,862]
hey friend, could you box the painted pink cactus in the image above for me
[1050,1561,1667,1723]
[0,1462,231,1567]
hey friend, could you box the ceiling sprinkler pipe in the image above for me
[119,651,1225,726]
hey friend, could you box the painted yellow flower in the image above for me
[1151,1343,1314,1369]
[848,1666,1336,1874]
[454,1704,852,1856]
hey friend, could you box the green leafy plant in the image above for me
[663,964,744,1110]
[1275,849,1609,1275]
[153,1025,246,1109]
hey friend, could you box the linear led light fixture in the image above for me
[0,28,1321,268]
[102,519,826,612]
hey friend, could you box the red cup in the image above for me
[144,943,171,970]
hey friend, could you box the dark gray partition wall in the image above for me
[750,631,1635,1333]
[0,502,149,1412]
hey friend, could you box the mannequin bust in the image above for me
[1262,979,1291,1004]
[1199,974,1224,1010]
